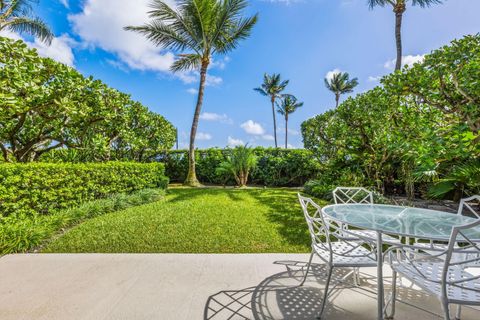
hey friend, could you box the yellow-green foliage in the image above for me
[0,162,168,216]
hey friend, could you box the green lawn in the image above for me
[44,187,324,253]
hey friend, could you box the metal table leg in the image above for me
[377,231,384,320]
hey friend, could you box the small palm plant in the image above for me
[277,94,303,149]
[216,145,257,188]
[0,0,53,44]
[324,71,358,108]
[254,74,289,148]
[126,0,258,187]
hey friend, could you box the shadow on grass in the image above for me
[248,189,312,250]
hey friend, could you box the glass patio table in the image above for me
[322,203,480,320]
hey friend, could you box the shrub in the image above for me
[216,146,257,187]
[0,162,168,216]
[159,148,321,187]
[0,188,165,254]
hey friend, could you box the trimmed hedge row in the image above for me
[0,162,168,216]
[159,148,321,187]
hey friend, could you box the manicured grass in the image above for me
[44,187,325,253]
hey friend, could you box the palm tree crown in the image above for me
[126,0,257,186]
[0,0,53,44]
[277,94,303,149]
[254,73,289,148]
[324,72,358,108]
[368,0,442,70]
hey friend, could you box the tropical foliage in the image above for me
[277,94,303,148]
[324,71,358,108]
[368,0,442,70]
[254,73,289,148]
[216,145,257,187]
[159,148,321,187]
[302,34,480,200]
[0,37,176,162]
[126,0,258,186]
[0,0,53,44]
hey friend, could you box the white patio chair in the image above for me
[332,187,400,245]
[458,195,480,218]
[386,219,480,320]
[298,194,377,319]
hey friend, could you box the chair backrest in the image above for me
[297,194,332,253]
[441,219,480,295]
[457,195,480,218]
[333,187,373,204]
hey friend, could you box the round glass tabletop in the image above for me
[322,204,480,241]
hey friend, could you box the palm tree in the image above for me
[277,94,303,149]
[0,0,53,44]
[368,0,442,71]
[254,74,289,148]
[126,0,257,186]
[324,72,358,108]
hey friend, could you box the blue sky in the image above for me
[3,0,480,148]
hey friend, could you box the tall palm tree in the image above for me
[277,94,303,149]
[126,0,257,186]
[254,73,289,148]
[368,0,442,71]
[0,0,53,44]
[324,72,358,108]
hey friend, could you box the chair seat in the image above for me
[314,242,377,267]
[392,260,480,304]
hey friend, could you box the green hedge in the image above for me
[0,162,168,216]
[159,148,321,187]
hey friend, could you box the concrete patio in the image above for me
[0,254,479,320]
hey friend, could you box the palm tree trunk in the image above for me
[335,93,340,108]
[285,115,288,149]
[271,97,278,148]
[184,61,209,186]
[394,4,406,71]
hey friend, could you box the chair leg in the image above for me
[441,299,451,320]
[385,271,397,319]
[318,265,333,319]
[299,251,314,287]
[455,305,461,320]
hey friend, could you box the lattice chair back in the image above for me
[298,194,332,257]
[458,195,480,218]
[333,187,373,204]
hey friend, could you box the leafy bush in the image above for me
[0,189,165,254]
[216,146,257,187]
[159,148,321,187]
[0,162,168,216]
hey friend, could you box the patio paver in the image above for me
[0,254,479,319]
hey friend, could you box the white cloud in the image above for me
[262,134,275,141]
[384,54,425,70]
[368,75,382,82]
[196,132,212,141]
[228,136,244,147]
[199,112,233,124]
[59,0,69,8]
[0,30,75,66]
[241,120,265,135]
[69,0,175,74]
[325,68,342,82]
[187,88,198,95]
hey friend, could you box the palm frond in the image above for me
[6,16,53,44]
[170,53,202,72]
[125,21,193,52]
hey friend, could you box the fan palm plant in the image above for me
[324,72,358,108]
[126,0,257,186]
[254,73,289,148]
[216,145,257,187]
[367,0,442,71]
[277,94,303,149]
[0,0,53,44]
